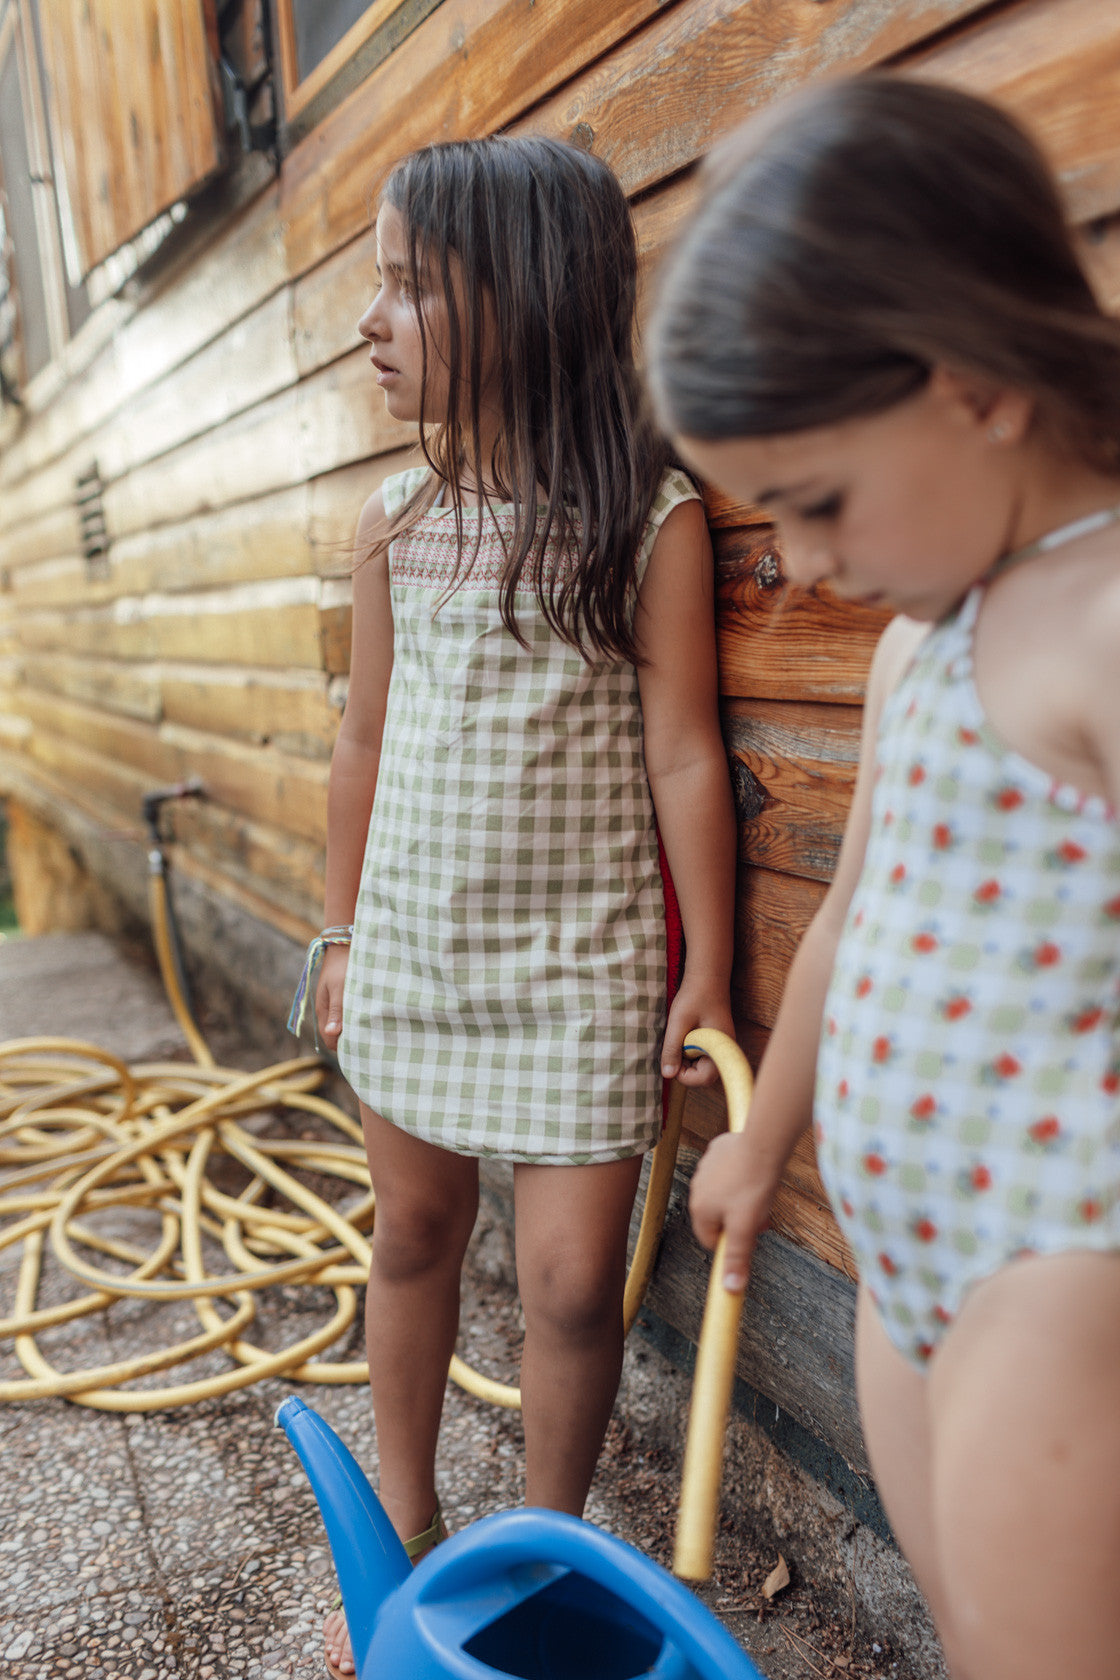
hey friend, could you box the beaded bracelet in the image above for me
[287,924,354,1044]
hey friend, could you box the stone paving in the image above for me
[0,932,943,1680]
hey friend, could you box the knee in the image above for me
[520,1248,622,1342]
[371,1191,475,1283]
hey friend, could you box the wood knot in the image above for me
[569,122,595,151]
[754,551,782,590]
[731,758,767,823]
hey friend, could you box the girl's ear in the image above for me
[928,365,1034,444]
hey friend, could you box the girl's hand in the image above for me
[315,944,350,1051]
[659,980,738,1087]
[689,1130,776,1293]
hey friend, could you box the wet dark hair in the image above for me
[648,73,1120,473]
[377,136,671,662]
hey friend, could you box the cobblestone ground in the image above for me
[1,933,941,1680]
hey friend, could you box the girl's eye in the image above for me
[799,494,843,521]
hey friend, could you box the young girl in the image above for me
[649,75,1120,1680]
[310,136,736,1676]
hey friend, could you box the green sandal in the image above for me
[325,1503,446,1679]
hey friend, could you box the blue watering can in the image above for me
[277,1395,764,1680]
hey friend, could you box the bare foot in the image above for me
[324,1605,354,1678]
[323,1528,442,1676]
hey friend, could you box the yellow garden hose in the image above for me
[1,860,741,1418]
[673,1027,754,1581]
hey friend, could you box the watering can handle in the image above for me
[419,1508,761,1679]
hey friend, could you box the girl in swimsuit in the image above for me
[650,73,1120,1680]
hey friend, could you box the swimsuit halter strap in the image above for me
[986,499,1120,583]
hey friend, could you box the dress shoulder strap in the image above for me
[381,464,433,520]
[635,467,703,586]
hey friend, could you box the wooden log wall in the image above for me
[2,0,1119,1282]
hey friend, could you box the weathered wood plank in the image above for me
[293,233,377,380]
[103,350,412,541]
[724,698,861,883]
[735,864,827,1032]
[20,654,162,724]
[13,580,329,671]
[642,1167,867,1471]
[160,667,340,760]
[105,487,315,599]
[717,530,890,705]
[523,0,996,198]
[905,0,1120,222]
[279,0,669,279]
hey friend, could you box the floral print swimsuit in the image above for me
[816,587,1120,1367]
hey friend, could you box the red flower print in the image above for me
[917,1343,935,1362]
[913,1218,938,1243]
[971,1164,993,1192]
[1102,1070,1120,1095]
[912,932,938,954]
[841,1197,855,1219]
[872,1036,892,1064]
[995,786,1024,811]
[854,909,865,928]
[1072,1006,1105,1035]
[1080,1198,1103,1224]
[933,1304,953,1326]
[906,699,918,719]
[1028,1116,1061,1144]
[943,996,972,1021]
[1033,942,1061,967]
[863,1153,888,1176]
[1058,840,1087,864]
[908,764,926,787]
[958,727,979,746]
[1104,895,1120,920]
[826,1016,837,1036]
[932,824,953,850]
[837,1078,849,1099]
[889,863,906,886]
[878,1252,899,1276]
[993,1053,1021,1079]
[883,808,894,827]
[855,975,873,998]
[910,1094,937,1121]
[974,879,1001,904]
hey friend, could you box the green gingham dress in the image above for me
[337,465,699,1162]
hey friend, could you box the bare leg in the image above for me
[928,1250,1120,1680]
[514,1155,643,1513]
[858,1254,1120,1680]
[325,1107,478,1676]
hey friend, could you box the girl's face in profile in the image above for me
[358,202,497,432]
[678,371,1028,622]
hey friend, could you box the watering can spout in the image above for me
[275,1396,410,1672]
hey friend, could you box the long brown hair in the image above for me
[376,136,671,662]
[648,74,1120,473]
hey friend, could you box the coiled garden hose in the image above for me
[1,858,747,1429]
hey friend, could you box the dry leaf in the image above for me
[761,1554,790,1599]
[833,1658,852,1670]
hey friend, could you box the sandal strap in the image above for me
[403,1501,447,1560]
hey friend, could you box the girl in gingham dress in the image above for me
[652,76,1120,1680]
[313,138,735,1677]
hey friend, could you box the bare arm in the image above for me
[635,497,738,1087]
[690,612,929,1289]
[316,491,395,1049]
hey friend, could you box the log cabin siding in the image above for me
[2,0,1119,1280]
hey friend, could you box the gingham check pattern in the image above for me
[338,467,699,1162]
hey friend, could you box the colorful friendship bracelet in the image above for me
[287,925,354,1045]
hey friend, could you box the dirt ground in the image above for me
[1,932,942,1679]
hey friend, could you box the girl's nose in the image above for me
[358,294,384,343]
[781,537,838,592]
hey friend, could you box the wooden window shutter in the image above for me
[36,0,225,278]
